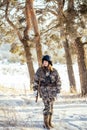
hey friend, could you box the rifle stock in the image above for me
[35,73,41,102]
[35,91,38,102]
[36,79,41,102]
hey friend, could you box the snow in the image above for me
[0,93,87,130]
[0,0,86,129]
[34,0,46,9]
[0,62,81,93]
[54,63,81,93]
[10,8,16,15]
[0,62,87,130]
[0,63,29,92]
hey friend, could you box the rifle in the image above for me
[35,91,38,102]
[35,78,40,103]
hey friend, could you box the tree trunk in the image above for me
[5,0,34,90]
[22,39,34,88]
[68,0,74,11]
[63,38,76,93]
[5,0,36,90]
[57,0,65,25]
[28,0,42,66]
[35,35,42,66]
[75,37,87,96]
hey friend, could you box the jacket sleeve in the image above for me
[55,70,61,93]
[33,68,40,91]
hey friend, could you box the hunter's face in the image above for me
[43,60,49,67]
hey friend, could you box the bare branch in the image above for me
[41,24,59,35]
[83,42,87,46]
[5,0,22,41]
[47,9,58,16]
[75,37,87,46]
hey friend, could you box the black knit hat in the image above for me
[42,55,52,65]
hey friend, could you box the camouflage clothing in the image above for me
[33,66,61,115]
[43,99,54,115]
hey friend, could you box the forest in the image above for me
[0,0,87,130]
[0,0,87,95]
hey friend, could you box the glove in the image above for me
[56,93,62,100]
[56,93,60,98]
[33,90,38,97]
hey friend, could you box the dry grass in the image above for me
[0,86,32,130]
[1,107,17,126]
[0,85,30,96]
[0,85,87,130]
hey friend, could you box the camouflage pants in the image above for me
[42,98,54,115]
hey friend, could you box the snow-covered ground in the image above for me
[0,62,81,93]
[0,93,87,130]
[0,62,87,130]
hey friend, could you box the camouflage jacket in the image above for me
[33,66,61,99]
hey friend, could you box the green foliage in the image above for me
[50,34,59,42]
[10,44,20,54]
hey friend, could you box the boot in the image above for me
[49,114,54,128]
[43,115,50,129]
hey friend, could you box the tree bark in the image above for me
[68,0,74,11]
[63,39,76,93]
[28,0,42,66]
[57,0,65,25]
[22,39,34,86]
[57,0,76,93]
[75,37,87,96]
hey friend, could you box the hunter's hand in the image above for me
[56,93,62,100]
